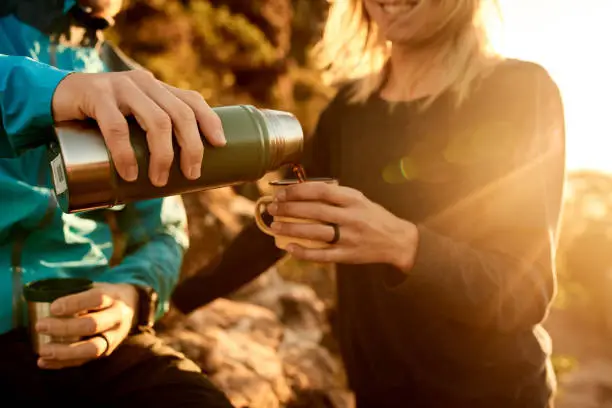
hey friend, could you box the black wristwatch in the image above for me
[132,285,158,332]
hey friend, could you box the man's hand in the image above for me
[267,182,419,272]
[34,283,138,370]
[52,71,226,187]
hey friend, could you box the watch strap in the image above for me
[132,285,158,332]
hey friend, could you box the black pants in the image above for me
[354,381,555,408]
[0,329,234,408]
[355,396,555,408]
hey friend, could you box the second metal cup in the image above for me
[23,278,93,355]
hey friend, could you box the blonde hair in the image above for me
[313,0,503,106]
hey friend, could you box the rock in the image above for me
[186,299,284,349]
[279,334,343,392]
[285,389,355,408]
[161,328,214,367]
[204,327,293,407]
[161,302,292,408]
[212,360,282,408]
[278,284,326,337]
[160,282,350,408]
[231,268,326,342]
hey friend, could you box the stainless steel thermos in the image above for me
[48,105,304,213]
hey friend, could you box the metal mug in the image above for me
[23,278,94,355]
[254,178,338,250]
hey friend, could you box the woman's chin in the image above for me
[382,29,420,46]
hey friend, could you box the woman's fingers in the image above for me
[270,221,337,243]
[274,182,364,207]
[285,244,352,264]
[267,201,350,225]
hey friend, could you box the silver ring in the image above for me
[97,332,111,357]
[328,223,340,245]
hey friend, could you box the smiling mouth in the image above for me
[376,0,420,14]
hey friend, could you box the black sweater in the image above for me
[173,59,566,407]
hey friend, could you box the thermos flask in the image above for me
[48,105,304,213]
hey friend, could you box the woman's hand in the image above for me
[267,182,419,271]
[34,283,138,369]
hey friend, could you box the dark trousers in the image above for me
[0,329,234,408]
[355,396,555,408]
[354,386,555,408]
[353,367,555,408]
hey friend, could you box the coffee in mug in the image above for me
[254,178,338,250]
[23,278,93,354]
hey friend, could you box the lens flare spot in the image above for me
[443,122,515,165]
[382,156,419,184]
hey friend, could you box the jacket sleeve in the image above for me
[388,65,566,332]
[0,55,72,152]
[171,100,337,314]
[96,196,189,319]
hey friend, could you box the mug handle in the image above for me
[254,196,275,236]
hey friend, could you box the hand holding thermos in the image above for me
[52,70,227,187]
[50,71,304,214]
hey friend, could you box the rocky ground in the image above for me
[160,269,352,408]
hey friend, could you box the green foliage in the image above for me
[111,0,331,132]
[188,1,278,67]
[552,354,578,377]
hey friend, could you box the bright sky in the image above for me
[495,0,612,173]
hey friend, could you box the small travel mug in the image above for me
[254,177,338,250]
[23,278,93,355]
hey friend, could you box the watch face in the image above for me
[136,285,158,328]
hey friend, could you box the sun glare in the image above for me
[494,0,612,173]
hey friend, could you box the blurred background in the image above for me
[108,1,612,407]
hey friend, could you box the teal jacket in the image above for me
[0,0,188,334]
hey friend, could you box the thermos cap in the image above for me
[50,120,117,213]
[260,109,303,169]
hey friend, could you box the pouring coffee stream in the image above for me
[292,164,307,183]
